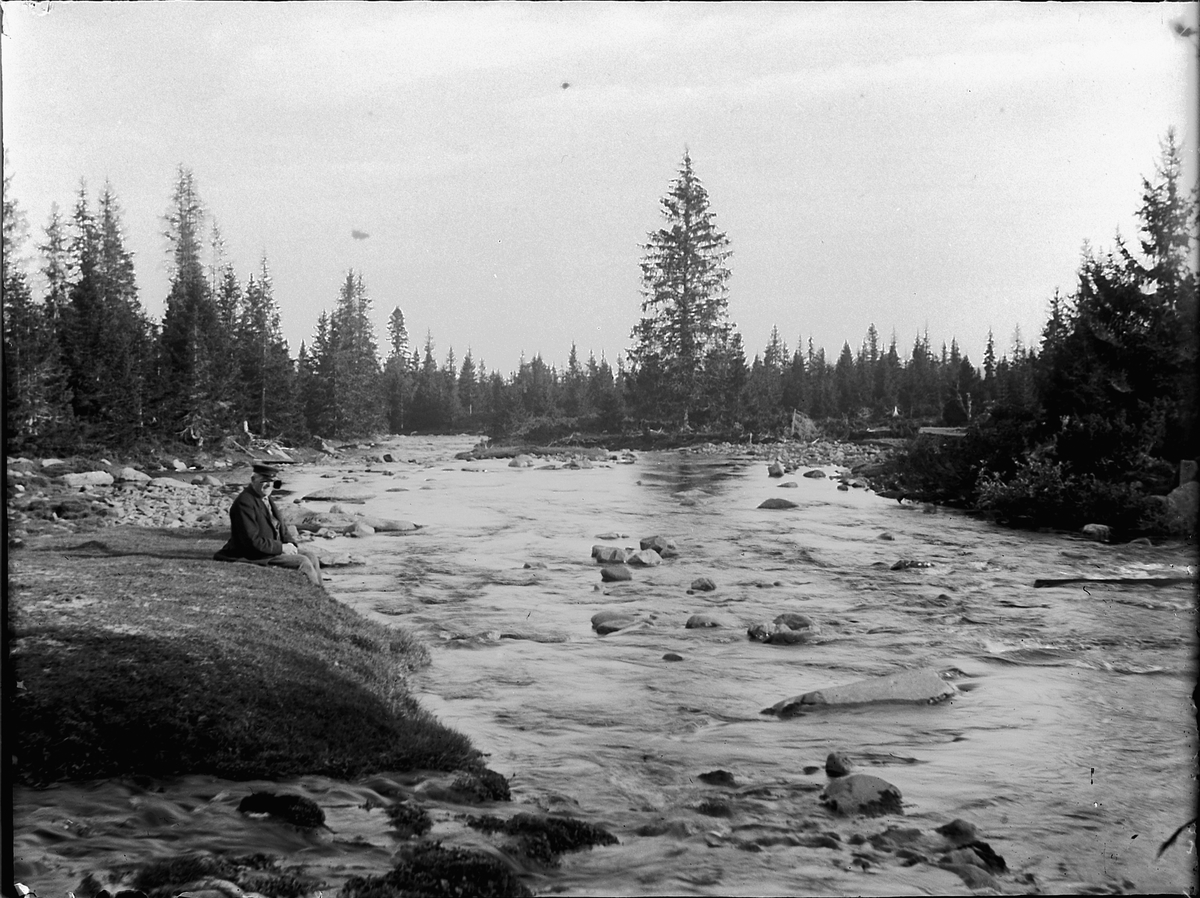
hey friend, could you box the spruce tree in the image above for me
[300,313,337,437]
[629,151,733,425]
[58,182,153,445]
[4,162,82,451]
[159,166,223,443]
[383,307,413,433]
[563,343,585,418]
[329,270,383,436]
[459,350,479,424]
[411,331,444,431]
[834,342,858,415]
[237,258,298,436]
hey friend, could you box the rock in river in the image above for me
[774,612,814,630]
[355,514,420,532]
[640,535,678,557]
[591,610,639,634]
[61,471,114,488]
[758,498,799,510]
[685,613,736,629]
[820,773,903,817]
[626,548,662,566]
[763,668,956,716]
[592,545,628,564]
[748,613,817,645]
[301,484,375,502]
[825,751,853,777]
[238,791,326,828]
[600,565,632,582]
[890,559,935,570]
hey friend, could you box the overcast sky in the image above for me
[3,2,1196,374]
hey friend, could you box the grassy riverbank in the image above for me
[9,526,482,785]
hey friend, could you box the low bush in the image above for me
[976,456,1169,536]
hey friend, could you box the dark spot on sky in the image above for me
[351,229,370,240]
[562,81,570,90]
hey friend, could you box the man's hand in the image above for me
[281,542,299,555]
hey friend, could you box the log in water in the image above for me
[13,435,1198,896]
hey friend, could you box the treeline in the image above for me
[3,160,1021,457]
[891,132,1197,535]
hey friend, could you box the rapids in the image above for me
[13,435,1198,896]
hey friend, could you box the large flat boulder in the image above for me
[61,471,114,488]
[764,668,955,716]
[591,609,641,634]
[355,514,420,532]
[113,467,151,484]
[301,484,375,502]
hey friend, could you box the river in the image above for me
[13,435,1198,896]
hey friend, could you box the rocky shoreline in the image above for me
[6,435,899,546]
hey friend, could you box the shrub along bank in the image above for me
[9,526,482,785]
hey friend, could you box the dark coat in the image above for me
[214,486,286,560]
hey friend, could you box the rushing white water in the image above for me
[13,435,1198,896]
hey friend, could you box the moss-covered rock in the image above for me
[340,842,532,898]
[10,527,480,784]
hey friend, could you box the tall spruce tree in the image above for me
[834,342,858,415]
[159,166,223,443]
[383,306,413,433]
[629,151,733,424]
[3,163,69,450]
[459,349,479,424]
[411,331,444,430]
[1040,132,1198,475]
[238,257,298,436]
[563,343,585,418]
[58,182,153,445]
[329,270,384,436]
[300,313,337,436]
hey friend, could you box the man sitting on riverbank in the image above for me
[213,463,323,589]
